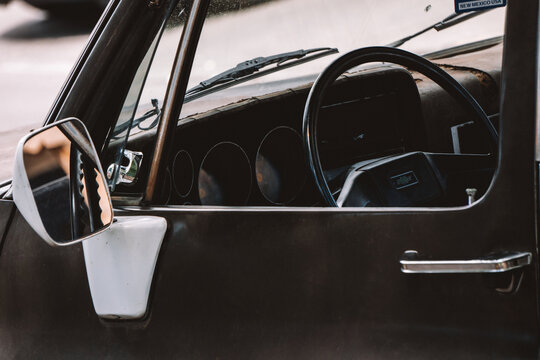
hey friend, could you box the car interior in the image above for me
[104,38,502,209]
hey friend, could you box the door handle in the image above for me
[400,250,532,274]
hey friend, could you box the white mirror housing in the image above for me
[12,118,113,246]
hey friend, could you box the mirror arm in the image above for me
[82,157,104,232]
[59,122,102,170]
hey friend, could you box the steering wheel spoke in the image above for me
[336,152,495,207]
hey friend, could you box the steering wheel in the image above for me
[302,47,498,207]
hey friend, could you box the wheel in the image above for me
[302,46,498,207]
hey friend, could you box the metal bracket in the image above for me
[83,216,167,319]
[107,150,143,186]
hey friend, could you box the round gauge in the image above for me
[198,142,252,205]
[256,126,306,205]
[172,150,194,198]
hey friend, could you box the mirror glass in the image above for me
[22,119,113,243]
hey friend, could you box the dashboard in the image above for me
[114,50,501,207]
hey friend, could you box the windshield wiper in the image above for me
[112,48,338,136]
[184,47,338,103]
[386,9,492,48]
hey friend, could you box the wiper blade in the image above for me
[184,47,338,102]
[386,9,491,48]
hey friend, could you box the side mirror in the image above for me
[12,118,113,246]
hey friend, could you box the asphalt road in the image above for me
[0,1,93,181]
[0,0,505,182]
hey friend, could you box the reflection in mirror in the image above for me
[22,120,113,244]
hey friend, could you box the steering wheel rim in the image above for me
[302,46,498,207]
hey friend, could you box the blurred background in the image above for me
[0,0,100,181]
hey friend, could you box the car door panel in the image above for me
[0,201,14,250]
[0,183,537,359]
[135,202,538,358]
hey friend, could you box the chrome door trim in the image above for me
[400,250,532,274]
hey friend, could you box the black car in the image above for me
[0,0,538,358]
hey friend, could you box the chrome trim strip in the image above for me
[117,203,482,213]
[400,250,532,274]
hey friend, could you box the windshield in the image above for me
[114,0,505,150]
[103,0,507,203]
[179,0,505,117]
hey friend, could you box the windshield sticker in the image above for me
[455,0,506,13]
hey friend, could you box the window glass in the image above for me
[169,0,505,208]
[108,0,506,208]
[105,3,186,192]
[181,0,505,117]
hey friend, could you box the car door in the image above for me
[0,1,538,359]
[121,0,537,357]
[119,1,537,357]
